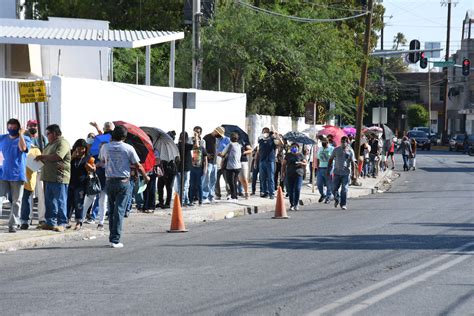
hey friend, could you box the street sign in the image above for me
[433,61,455,67]
[18,80,47,103]
[425,42,441,59]
[173,91,196,109]
[304,102,327,125]
[372,107,387,125]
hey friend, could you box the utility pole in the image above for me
[379,13,386,127]
[354,0,374,176]
[192,0,203,89]
[441,0,452,143]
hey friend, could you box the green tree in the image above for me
[407,104,429,128]
[392,32,407,50]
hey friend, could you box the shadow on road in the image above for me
[393,222,474,232]
[162,234,474,251]
[419,167,474,172]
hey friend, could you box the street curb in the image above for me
[0,228,105,253]
[1,170,392,253]
[147,169,391,223]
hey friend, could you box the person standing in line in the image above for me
[282,143,307,211]
[67,139,95,230]
[397,136,412,171]
[35,124,71,232]
[24,119,47,148]
[368,135,380,178]
[189,131,208,206]
[316,137,334,204]
[250,145,261,196]
[176,132,194,206]
[238,142,253,199]
[409,138,417,171]
[202,127,226,204]
[100,126,149,248]
[256,127,282,199]
[19,144,41,230]
[0,119,31,233]
[215,127,231,200]
[220,132,242,202]
[328,136,357,211]
[157,158,177,209]
[385,138,396,170]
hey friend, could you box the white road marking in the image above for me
[307,241,474,316]
[337,249,474,315]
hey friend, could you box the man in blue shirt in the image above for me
[0,118,31,233]
[256,127,282,199]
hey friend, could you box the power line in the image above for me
[236,1,369,23]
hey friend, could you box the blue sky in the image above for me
[379,0,472,60]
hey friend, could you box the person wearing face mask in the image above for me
[256,127,282,199]
[328,136,357,211]
[0,118,31,233]
[282,143,307,211]
[202,126,227,203]
[24,120,48,148]
[316,137,334,204]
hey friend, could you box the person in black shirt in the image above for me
[177,132,193,206]
[67,139,95,230]
[282,143,307,211]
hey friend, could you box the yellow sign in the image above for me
[18,80,47,103]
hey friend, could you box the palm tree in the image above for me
[392,32,407,50]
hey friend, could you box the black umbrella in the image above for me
[222,124,250,145]
[284,131,315,145]
[382,124,394,140]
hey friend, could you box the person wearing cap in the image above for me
[25,119,47,148]
[0,118,31,233]
[202,126,228,203]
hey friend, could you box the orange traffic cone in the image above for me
[167,193,189,233]
[272,186,289,219]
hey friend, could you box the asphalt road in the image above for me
[1,151,474,316]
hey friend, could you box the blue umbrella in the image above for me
[222,124,250,145]
[284,131,315,145]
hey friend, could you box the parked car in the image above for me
[449,134,467,151]
[407,130,431,150]
[412,127,438,145]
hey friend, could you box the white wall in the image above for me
[49,76,247,143]
[41,18,110,80]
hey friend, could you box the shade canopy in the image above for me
[0,25,184,48]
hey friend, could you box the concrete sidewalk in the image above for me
[0,169,393,252]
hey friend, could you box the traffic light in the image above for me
[420,52,428,69]
[408,39,421,63]
[462,58,471,76]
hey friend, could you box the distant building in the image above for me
[394,72,444,134]
[447,11,474,135]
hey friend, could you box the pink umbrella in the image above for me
[317,125,346,146]
[343,127,356,136]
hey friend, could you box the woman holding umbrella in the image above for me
[282,143,307,211]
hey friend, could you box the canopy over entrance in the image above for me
[0,19,184,86]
